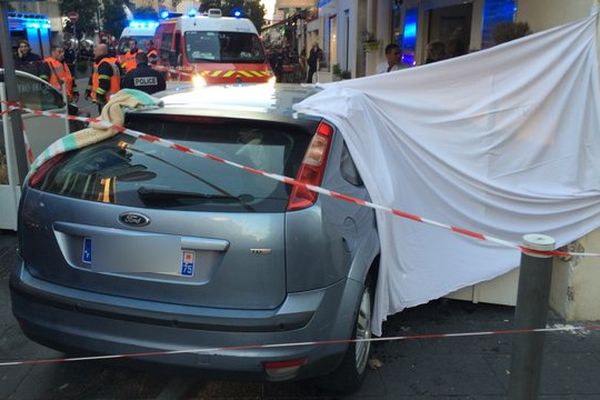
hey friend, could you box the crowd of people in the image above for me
[12,38,165,114]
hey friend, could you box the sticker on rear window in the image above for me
[82,237,92,264]
[181,250,195,276]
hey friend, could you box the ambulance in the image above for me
[153,9,273,84]
[118,20,159,57]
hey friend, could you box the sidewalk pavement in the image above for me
[2,229,599,399]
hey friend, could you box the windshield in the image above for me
[119,36,153,54]
[184,31,266,63]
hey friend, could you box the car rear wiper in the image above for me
[137,186,254,203]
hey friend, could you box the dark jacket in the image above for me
[121,63,166,95]
[15,51,42,76]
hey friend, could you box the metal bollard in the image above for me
[508,233,555,400]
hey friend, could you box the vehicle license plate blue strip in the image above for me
[181,251,195,276]
[82,237,92,264]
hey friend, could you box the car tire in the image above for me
[318,275,374,394]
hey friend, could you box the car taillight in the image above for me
[287,121,334,211]
[28,154,65,188]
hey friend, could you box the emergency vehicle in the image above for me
[118,20,159,56]
[153,9,273,84]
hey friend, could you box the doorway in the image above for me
[427,3,473,60]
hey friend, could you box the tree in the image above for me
[200,0,266,31]
[134,6,158,20]
[102,0,128,38]
[59,0,101,36]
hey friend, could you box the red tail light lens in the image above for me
[287,121,334,211]
[28,154,65,188]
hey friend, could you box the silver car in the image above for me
[10,84,380,392]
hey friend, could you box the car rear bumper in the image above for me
[10,258,363,381]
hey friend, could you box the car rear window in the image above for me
[32,115,312,212]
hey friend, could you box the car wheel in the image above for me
[318,275,373,394]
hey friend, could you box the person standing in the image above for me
[306,42,322,83]
[86,44,121,113]
[63,40,77,76]
[121,39,143,73]
[144,40,158,65]
[39,45,78,103]
[376,44,408,73]
[122,53,166,95]
[14,40,42,76]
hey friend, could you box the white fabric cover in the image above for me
[294,14,600,335]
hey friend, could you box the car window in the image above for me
[32,116,312,213]
[340,142,363,186]
[16,75,64,111]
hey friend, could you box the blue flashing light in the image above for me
[26,22,41,29]
[232,8,243,18]
[129,20,159,29]
[188,8,197,17]
[160,10,170,19]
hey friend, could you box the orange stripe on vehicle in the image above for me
[223,70,236,78]
[200,71,210,76]
[251,71,265,77]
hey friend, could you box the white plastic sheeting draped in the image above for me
[294,14,600,335]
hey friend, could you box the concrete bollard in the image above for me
[508,233,555,400]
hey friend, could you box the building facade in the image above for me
[316,0,600,321]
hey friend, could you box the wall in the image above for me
[516,0,594,32]
[515,0,600,322]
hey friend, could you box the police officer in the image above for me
[122,52,166,95]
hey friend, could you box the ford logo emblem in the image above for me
[119,212,150,227]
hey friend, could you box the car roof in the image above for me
[133,83,323,123]
[0,68,59,89]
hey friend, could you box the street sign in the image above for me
[67,11,79,22]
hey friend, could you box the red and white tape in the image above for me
[4,100,600,258]
[152,65,195,79]
[0,324,599,367]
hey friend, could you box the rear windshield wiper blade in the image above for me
[137,186,245,201]
[137,186,253,203]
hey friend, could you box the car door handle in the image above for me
[181,236,229,251]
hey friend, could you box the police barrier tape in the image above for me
[3,100,600,259]
[1,324,599,367]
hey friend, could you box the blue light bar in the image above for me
[188,8,197,17]
[128,20,159,29]
[160,10,170,19]
[234,10,242,17]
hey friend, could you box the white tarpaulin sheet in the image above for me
[294,13,600,335]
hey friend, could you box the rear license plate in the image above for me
[181,250,195,277]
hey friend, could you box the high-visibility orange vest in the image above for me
[121,49,143,73]
[91,57,120,101]
[147,49,158,58]
[146,48,158,63]
[44,57,74,100]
